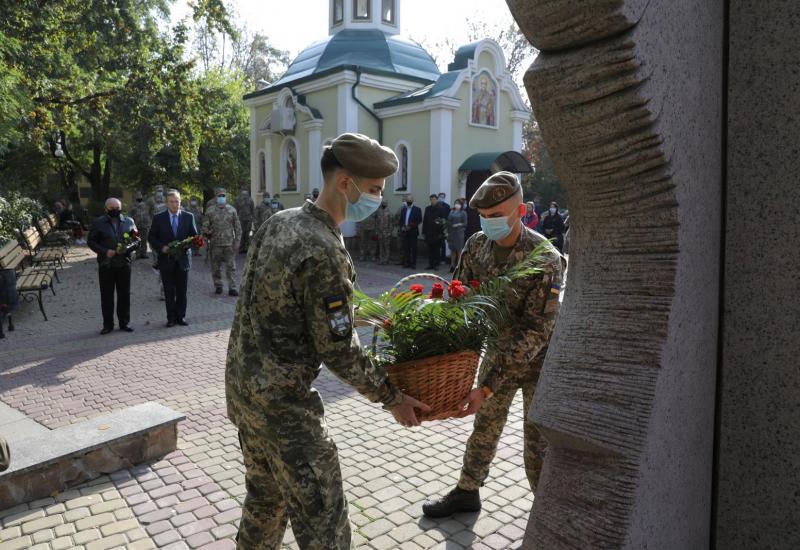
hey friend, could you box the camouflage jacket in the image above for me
[202,204,242,248]
[225,202,402,426]
[186,205,203,230]
[233,195,255,221]
[375,207,393,236]
[254,202,278,230]
[455,227,564,391]
[356,211,377,234]
[128,200,151,228]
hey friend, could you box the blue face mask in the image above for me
[345,179,382,222]
[217,196,226,205]
[480,215,513,241]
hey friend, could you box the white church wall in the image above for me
[382,111,430,206]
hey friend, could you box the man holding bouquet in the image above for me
[226,133,430,549]
[87,198,140,334]
[148,190,198,327]
[423,171,564,517]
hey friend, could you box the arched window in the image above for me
[333,0,344,24]
[259,151,266,192]
[382,0,395,24]
[354,0,370,20]
[281,137,299,192]
[394,142,410,192]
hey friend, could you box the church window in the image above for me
[333,0,343,24]
[382,0,395,24]
[259,151,266,191]
[281,137,299,192]
[394,143,409,192]
[354,0,370,20]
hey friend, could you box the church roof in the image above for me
[245,30,440,99]
[373,71,461,109]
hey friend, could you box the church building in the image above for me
[243,0,531,219]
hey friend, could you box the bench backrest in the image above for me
[0,241,25,272]
[39,217,51,233]
[21,226,42,251]
[48,213,58,228]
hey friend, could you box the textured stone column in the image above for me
[505,1,724,547]
[715,2,800,548]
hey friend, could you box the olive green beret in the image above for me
[469,171,522,209]
[329,133,398,179]
[215,187,226,195]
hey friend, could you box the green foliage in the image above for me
[521,115,567,207]
[354,242,553,366]
[0,192,46,245]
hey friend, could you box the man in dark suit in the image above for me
[148,190,198,327]
[437,192,451,261]
[423,194,447,270]
[87,198,140,334]
[399,194,422,268]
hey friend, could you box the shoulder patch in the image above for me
[324,295,351,340]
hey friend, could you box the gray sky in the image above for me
[170,0,523,73]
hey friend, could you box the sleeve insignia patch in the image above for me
[324,295,351,340]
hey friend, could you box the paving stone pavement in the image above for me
[0,244,534,549]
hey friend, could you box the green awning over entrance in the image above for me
[458,151,533,173]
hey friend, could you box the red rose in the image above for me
[192,235,205,248]
[449,285,466,299]
[469,280,481,289]
[409,284,424,294]
[383,318,392,329]
[430,282,445,299]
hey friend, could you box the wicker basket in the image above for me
[386,350,480,421]
[374,273,481,421]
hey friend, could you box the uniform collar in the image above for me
[302,201,340,236]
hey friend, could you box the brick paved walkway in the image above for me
[0,245,533,549]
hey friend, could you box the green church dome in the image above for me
[266,29,441,91]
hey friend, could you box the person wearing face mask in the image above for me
[540,200,566,251]
[128,191,151,259]
[399,194,422,268]
[253,192,276,232]
[87,198,140,334]
[423,171,564,519]
[312,187,320,200]
[446,199,468,273]
[225,133,430,549]
[374,198,393,265]
[233,188,256,255]
[202,188,242,296]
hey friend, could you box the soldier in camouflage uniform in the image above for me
[226,133,429,550]
[253,192,278,232]
[355,210,377,261]
[375,198,393,265]
[147,187,169,299]
[128,191,152,259]
[233,188,255,254]
[423,171,564,518]
[203,187,242,296]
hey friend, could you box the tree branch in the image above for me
[59,130,91,179]
[34,90,119,106]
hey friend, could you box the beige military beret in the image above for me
[329,133,398,179]
[469,171,522,209]
[215,187,226,195]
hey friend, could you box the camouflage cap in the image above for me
[329,133,398,179]
[469,171,522,209]
[215,187,226,195]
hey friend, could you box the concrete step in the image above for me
[0,402,184,510]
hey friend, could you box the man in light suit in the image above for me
[148,190,198,327]
[399,194,422,269]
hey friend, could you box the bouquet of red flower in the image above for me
[116,229,140,255]
[168,234,205,258]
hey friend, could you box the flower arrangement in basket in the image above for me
[354,242,552,421]
[168,234,205,258]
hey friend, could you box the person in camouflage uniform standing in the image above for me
[203,187,242,296]
[253,192,278,231]
[226,133,429,550]
[128,191,152,259]
[375,198,393,265]
[185,197,204,256]
[355,209,377,261]
[233,188,255,254]
[148,186,168,299]
[423,171,564,518]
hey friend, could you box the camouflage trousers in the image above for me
[458,346,549,493]
[240,220,252,253]
[235,394,351,550]
[211,246,237,290]
[376,235,390,264]
[136,227,150,258]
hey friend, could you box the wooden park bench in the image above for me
[35,216,72,250]
[0,240,56,321]
[18,225,65,281]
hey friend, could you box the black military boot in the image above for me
[228,289,239,297]
[422,487,481,518]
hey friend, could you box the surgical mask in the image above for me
[438,195,445,201]
[190,201,197,206]
[157,192,163,198]
[345,179,382,222]
[406,201,413,206]
[107,209,121,218]
[263,198,270,205]
[271,201,279,208]
[480,215,513,241]
[217,196,226,205]
[454,203,462,210]
[549,207,557,215]
[135,198,142,203]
